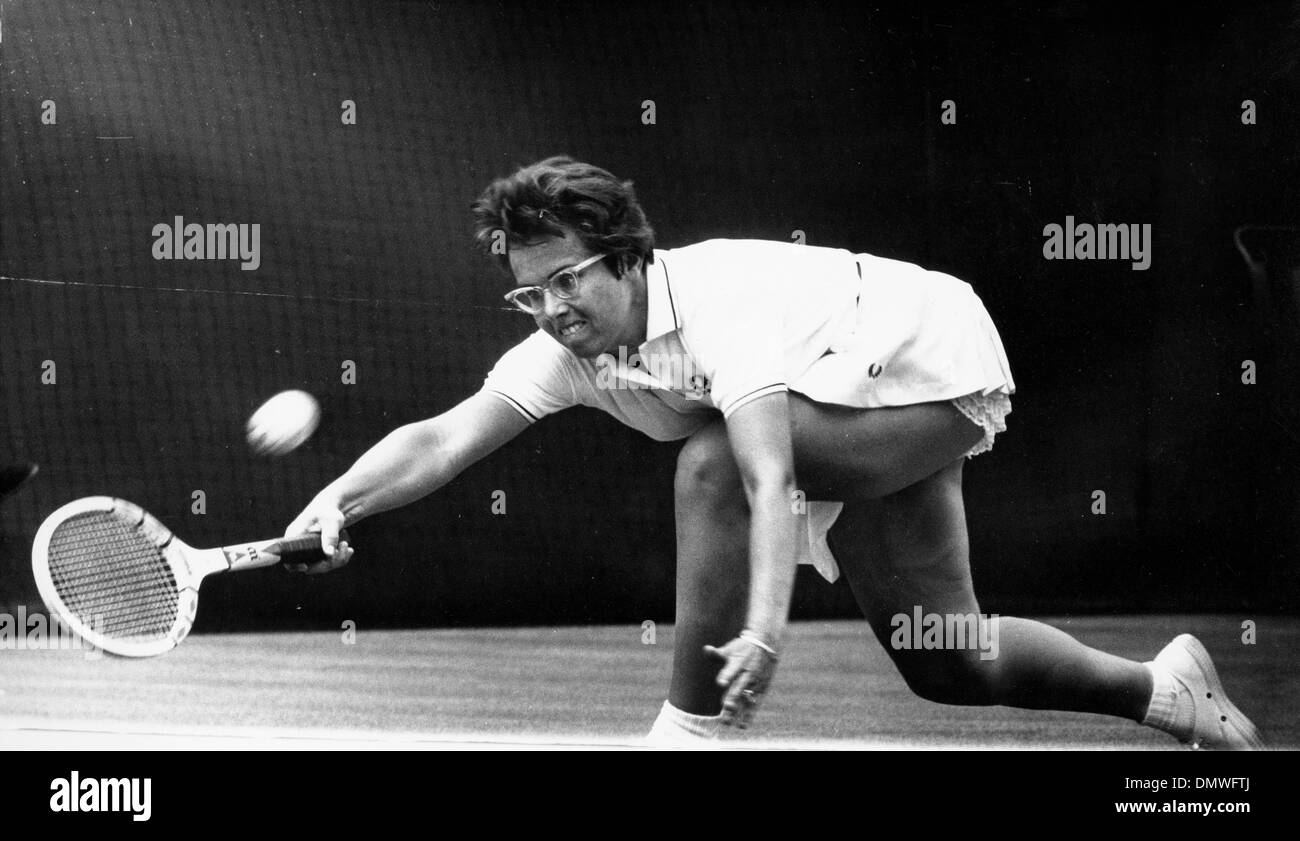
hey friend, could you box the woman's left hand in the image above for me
[703,634,780,728]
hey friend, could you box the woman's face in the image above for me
[508,230,646,359]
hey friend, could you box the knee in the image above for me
[674,423,743,506]
[892,650,1000,706]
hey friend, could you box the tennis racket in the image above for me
[31,496,349,658]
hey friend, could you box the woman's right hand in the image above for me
[282,497,354,574]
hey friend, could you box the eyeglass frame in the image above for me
[503,253,610,314]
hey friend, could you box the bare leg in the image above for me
[670,421,748,715]
[831,458,1151,719]
[669,395,1152,724]
[669,398,1011,715]
[783,392,1150,717]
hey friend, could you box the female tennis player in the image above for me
[284,157,1261,749]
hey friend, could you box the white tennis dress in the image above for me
[481,239,1015,581]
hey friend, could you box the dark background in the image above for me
[2,0,1298,630]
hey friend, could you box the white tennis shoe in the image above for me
[1151,634,1264,750]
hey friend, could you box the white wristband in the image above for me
[740,630,778,657]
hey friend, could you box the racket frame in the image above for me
[31,496,287,658]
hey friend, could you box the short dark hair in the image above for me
[471,156,655,275]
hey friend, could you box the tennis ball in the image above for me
[246,390,321,457]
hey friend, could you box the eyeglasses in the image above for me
[504,253,608,315]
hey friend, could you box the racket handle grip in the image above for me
[275,529,351,565]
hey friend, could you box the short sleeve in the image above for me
[479,330,579,422]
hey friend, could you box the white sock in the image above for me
[645,700,721,747]
[1141,661,1191,737]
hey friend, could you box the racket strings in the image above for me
[47,512,181,640]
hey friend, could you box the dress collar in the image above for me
[642,253,680,344]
